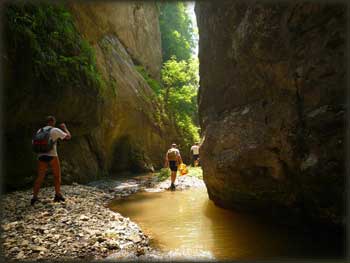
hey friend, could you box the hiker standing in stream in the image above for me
[31,116,71,205]
[164,143,183,191]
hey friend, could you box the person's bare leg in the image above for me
[33,161,48,198]
[51,157,61,196]
[171,171,176,184]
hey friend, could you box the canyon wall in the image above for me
[3,1,176,190]
[196,1,346,226]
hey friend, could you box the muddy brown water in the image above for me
[109,187,344,260]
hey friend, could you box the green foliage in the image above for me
[159,2,195,61]
[132,56,201,150]
[187,167,203,179]
[4,2,105,93]
[135,65,162,96]
[154,168,171,182]
[135,57,200,154]
[154,166,202,182]
[110,78,117,97]
[134,65,168,126]
[158,3,200,152]
[161,57,200,146]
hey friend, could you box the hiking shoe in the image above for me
[170,183,176,191]
[30,197,39,206]
[54,194,65,202]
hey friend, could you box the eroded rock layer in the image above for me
[195,1,346,225]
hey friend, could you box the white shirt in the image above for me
[37,126,67,157]
[166,148,181,160]
[191,145,200,155]
[167,148,180,155]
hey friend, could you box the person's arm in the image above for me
[177,152,183,164]
[59,123,71,140]
[164,152,169,168]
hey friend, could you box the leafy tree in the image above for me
[161,57,200,145]
[136,56,200,149]
[159,2,195,61]
[158,2,200,151]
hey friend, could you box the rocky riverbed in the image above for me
[1,172,205,260]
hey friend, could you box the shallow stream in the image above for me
[109,187,343,260]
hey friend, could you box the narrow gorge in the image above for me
[1,1,346,260]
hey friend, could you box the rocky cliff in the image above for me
[195,1,345,226]
[3,1,176,190]
[66,1,177,173]
[68,1,162,80]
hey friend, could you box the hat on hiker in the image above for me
[172,143,177,147]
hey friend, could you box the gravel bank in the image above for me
[1,183,149,260]
[1,173,205,261]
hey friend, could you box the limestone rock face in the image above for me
[3,2,174,190]
[195,1,345,225]
[68,1,162,80]
[67,1,176,174]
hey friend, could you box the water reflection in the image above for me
[109,188,344,260]
[203,197,287,259]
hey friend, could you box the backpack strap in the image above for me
[40,126,52,132]
[43,127,57,144]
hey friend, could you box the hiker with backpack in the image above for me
[31,116,71,205]
[164,143,183,191]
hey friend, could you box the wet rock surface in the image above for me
[153,175,206,191]
[106,248,215,261]
[88,173,205,196]
[195,1,345,226]
[1,172,205,260]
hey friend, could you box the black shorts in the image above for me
[193,154,199,161]
[169,161,178,172]
[38,155,54,163]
